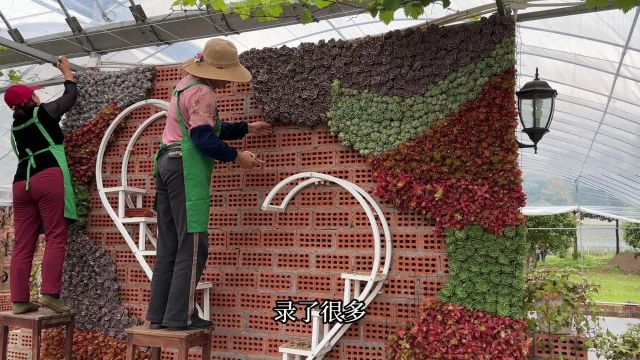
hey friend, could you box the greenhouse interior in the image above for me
[0,0,639,359]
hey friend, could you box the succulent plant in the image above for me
[241,15,514,127]
[61,67,155,131]
[61,231,140,339]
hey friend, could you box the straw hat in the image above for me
[182,39,252,82]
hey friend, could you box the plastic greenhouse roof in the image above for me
[0,1,639,221]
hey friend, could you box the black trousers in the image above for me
[146,150,209,327]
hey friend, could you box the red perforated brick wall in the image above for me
[90,66,448,359]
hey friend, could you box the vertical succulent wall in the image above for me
[242,16,530,357]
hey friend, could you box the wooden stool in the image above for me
[0,308,74,360]
[125,325,211,360]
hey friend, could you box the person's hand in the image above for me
[56,56,74,81]
[248,121,273,135]
[234,151,262,169]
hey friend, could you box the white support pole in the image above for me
[118,191,125,219]
[343,278,351,305]
[312,314,320,350]
[354,280,361,299]
[203,287,210,320]
[138,222,145,251]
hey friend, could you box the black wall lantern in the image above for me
[516,68,557,153]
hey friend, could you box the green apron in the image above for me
[11,107,78,221]
[154,81,221,233]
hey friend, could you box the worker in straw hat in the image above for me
[147,38,272,330]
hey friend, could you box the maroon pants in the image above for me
[11,167,68,303]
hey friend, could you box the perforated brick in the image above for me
[395,301,418,319]
[210,291,237,308]
[314,211,351,229]
[230,335,264,354]
[279,131,314,148]
[275,211,311,228]
[533,334,588,360]
[209,211,238,229]
[315,254,352,272]
[336,149,365,166]
[277,253,310,269]
[299,149,336,168]
[352,167,375,186]
[245,133,277,150]
[384,276,417,297]
[343,344,385,360]
[395,255,439,274]
[211,312,242,330]
[298,231,334,248]
[420,277,445,297]
[207,250,240,268]
[261,230,296,247]
[247,313,281,333]
[337,232,373,249]
[211,334,230,352]
[119,287,139,303]
[228,231,260,248]
[365,301,396,319]
[211,173,243,190]
[315,128,341,146]
[280,318,312,336]
[440,255,449,274]
[297,274,335,293]
[396,212,435,227]
[259,273,293,290]
[154,66,184,84]
[241,252,273,268]
[298,189,335,208]
[362,321,395,342]
[223,272,256,288]
[208,230,227,248]
[235,82,252,94]
[354,254,376,273]
[423,233,446,251]
[261,151,298,169]
[239,292,274,311]
[216,97,245,115]
[215,82,238,97]
[241,211,274,228]
[128,268,149,284]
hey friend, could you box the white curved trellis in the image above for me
[95,99,211,320]
[262,172,392,360]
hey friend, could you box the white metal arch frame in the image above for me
[262,172,392,360]
[96,99,169,279]
[95,98,212,320]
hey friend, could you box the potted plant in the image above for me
[588,323,640,360]
[524,268,599,336]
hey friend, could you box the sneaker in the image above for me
[38,295,70,313]
[12,302,39,314]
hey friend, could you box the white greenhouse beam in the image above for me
[0,36,85,72]
[516,2,617,22]
[0,2,366,68]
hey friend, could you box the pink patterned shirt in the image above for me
[162,75,217,144]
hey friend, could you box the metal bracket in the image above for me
[205,5,239,35]
[129,4,148,23]
[516,138,537,153]
[65,16,98,52]
[8,29,25,43]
